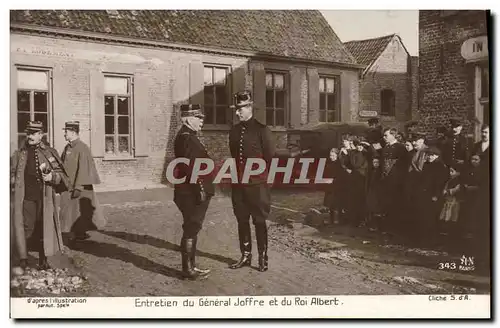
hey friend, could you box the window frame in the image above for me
[318,75,341,123]
[380,89,396,117]
[16,66,53,148]
[103,73,135,160]
[265,70,288,128]
[203,64,232,129]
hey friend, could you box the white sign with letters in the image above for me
[359,110,378,118]
[461,36,488,62]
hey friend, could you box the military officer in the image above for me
[173,104,215,280]
[228,91,275,272]
[59,121,105,243]
[11,121,69,270]
[442,118,469,171]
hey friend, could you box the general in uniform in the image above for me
[59,121,106,243]
[173,104,215,280]
[228,91,275,272]
[10,121,70,270]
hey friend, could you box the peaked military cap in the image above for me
[450,117,463,128]
[25,121,44,133]
[367,117,380,125]
[230,91,253,109]
[180,104,204,118]
[63,121,80,133]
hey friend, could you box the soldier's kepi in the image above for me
[173,104,215,280]
[228,91,276,272]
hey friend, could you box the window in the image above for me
[479,63,489,125]
[319,76,339,122]
[17,69,50,146]
[381,89,395,116]
[204,66,230,125]
[104,75,133,156]
[265,72,286,127]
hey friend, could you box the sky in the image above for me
[321,10,419,56]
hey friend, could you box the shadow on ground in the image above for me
[67,238,185,280]
[98,230,235,266]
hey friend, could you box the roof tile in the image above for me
[344,34,395,68]
[11,10,357,64]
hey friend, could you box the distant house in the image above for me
[344,34,418,130]
[10,10,363,191]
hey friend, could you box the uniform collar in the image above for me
[68,138,81,148]
[240,117,256,127]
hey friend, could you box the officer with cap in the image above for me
[173,104,215,280]
[228,91,275,272]
[442,118,469,170]
[60,121,105,243]
[11,121,69,271]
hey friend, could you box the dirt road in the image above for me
[12,187,490,297]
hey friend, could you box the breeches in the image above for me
[231,184,270,225]
[174,193,211,239]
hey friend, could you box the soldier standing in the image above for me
[173,104,215,280]
[11,121,69,270]
[59,121,105,243]
[442,118,469,171]
[228,91,275,272]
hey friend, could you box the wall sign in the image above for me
[359,110,378,118]
[461,36,488,62]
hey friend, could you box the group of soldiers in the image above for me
[11,121,104,271]
[174,91,274,280]
[323,116,490,250]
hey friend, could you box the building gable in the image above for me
[367,35,410,75]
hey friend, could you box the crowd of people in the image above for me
[322,117,490,253]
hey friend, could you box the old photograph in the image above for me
[9,9,491,318]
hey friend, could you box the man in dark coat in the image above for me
[228,91,275,272]
[366,117,385,159]
[11,121,70,270]
[173,104,215,280]
[472,124,490,172]
[59,121,105,243]
[442,118,469,171]
[380,128,407,233]
[415,147,449,245]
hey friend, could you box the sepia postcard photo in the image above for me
[7,8,492,319]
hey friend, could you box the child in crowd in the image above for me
[439,165,462,237]
[366,156,384,231]
[323,148,343,225]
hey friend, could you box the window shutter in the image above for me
[10,63,18,151]
[252,64,266,124]
[133,75,150,157]
[307,68,320,124]
[90,70,105,157]
[189,62,205,107]
[289,67,302,128]
[232,65,247,124]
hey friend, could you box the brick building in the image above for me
[419,10,490,140]
[10,10,363,191]
[344,34,418,130]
